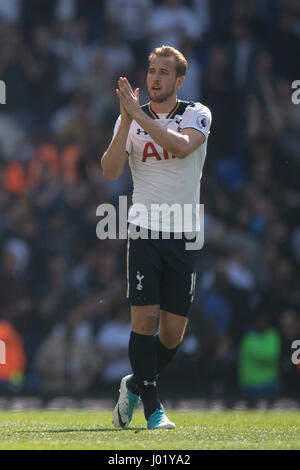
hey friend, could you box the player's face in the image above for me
[147,56,184,103]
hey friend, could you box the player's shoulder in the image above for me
[181,100,211,117]
[179,101,212,135]
[179,101,212,132]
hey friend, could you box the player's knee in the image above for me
[159,330,183,349]
[131,310,158,335]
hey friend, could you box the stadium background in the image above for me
[0,0,299,407]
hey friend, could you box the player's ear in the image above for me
[177,76,185,90]
[134,88,140,103]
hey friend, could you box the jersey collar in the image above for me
[147,99,181,120]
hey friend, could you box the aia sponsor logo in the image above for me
[142,142,176,162]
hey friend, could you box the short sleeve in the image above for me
[181,103,212,141]
[113,115,133,156]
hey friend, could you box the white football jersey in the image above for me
[113,100,212,232]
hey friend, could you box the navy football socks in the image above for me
[128,331,161,419]
[127,332,181,418]
[155,333,181,374]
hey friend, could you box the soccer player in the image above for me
[101,45,212,429]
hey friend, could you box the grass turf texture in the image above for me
[0,410,299,450]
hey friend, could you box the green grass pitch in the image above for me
[0,409,299,450]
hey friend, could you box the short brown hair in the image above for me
[148,45,188,77]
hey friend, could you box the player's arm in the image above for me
[117,77,205,159]
[132,113,205,159]
[101,91,137,181]
[101,119,130,181]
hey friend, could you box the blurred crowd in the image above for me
[0,0,300,404]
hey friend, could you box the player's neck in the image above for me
[150,96,178,115]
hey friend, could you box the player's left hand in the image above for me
[116,77,140,119]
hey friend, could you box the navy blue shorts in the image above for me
[126,227,198,317]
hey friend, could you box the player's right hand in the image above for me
[116,79,139,123]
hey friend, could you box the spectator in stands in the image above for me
[198,259,235,398]
[27,25,59,128]
[271,8,300,81]
[95,304,132,384]
[278,308,300,397]
[104,0,152,63]
[34,314,100,394]
[148,0,202,51]
[238,304,281,405]
[0,320,26,392]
